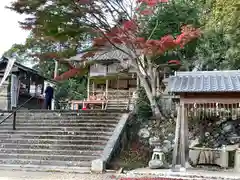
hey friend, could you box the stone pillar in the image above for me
[0,80,10,110]
[220,145,229,168]
[234,148,240,172]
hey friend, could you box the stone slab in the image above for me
[125,168,240,180]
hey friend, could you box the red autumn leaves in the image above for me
[92,19,201,56]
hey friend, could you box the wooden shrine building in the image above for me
[0,57,56,110]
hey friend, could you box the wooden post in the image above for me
[92,81,95,94]
[117,76,119,105]
[172,104,181,169]
[180,104,186,168]
[54,60,59,79]
[172,104,188,171]
[106,79,109,99]
[87,77,90,100]
[184,106,190,167]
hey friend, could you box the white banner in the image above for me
[0,58,16,87]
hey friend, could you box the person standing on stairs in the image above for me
[44,83,54,110]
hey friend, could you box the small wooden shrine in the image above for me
[168,70,240,170]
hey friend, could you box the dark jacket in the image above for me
[45,86,54,99]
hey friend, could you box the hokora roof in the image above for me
[168,70,240,93]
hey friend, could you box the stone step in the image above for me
[0,138,107,145]
[15,115,120,120]
[0,148,102,156]
[1,143,105,150]
[1,123,117,128]
[16,109,123,113]
[107,105,127,107]
[0,153,99,161]
[0,134,110,140]
[0,126,115,131]
[0,158,91,167]
[0,130,113,136]
[9,119,119,124]
[15,112,122,117]
[0,164,91,173]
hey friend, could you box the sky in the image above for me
[0,0,29,57]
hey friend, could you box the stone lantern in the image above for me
[149,147,168,169]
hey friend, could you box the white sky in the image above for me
[0,0,29,57]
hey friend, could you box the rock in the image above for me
[189,138,199,148]
[226,144,239,151]
[222,124,233,132]
[138,128,150,138]
[162,140,172,153]
[167,133,175,142]
[91,159,105,173]
[149,136,160,146]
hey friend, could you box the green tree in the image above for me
[197,0,240,70]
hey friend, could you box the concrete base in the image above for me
[91,159,105,173]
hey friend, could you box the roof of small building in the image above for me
[0,57,57,84]
[168,70,240,93]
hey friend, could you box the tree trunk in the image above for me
[137,73,163,119]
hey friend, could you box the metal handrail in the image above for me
[0,95,35,130]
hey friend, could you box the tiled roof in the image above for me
[67,46,137,62]
[168,70,240,93]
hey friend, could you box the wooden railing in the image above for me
[89,89,136,100]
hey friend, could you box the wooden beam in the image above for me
[181,98,240,104]
[180,104,186,168]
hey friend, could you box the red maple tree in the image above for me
[58,0,201,118]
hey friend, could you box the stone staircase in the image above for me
[106,100,129,110]
[0,110,129,172]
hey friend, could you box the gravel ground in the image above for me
[0,170,118,180]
